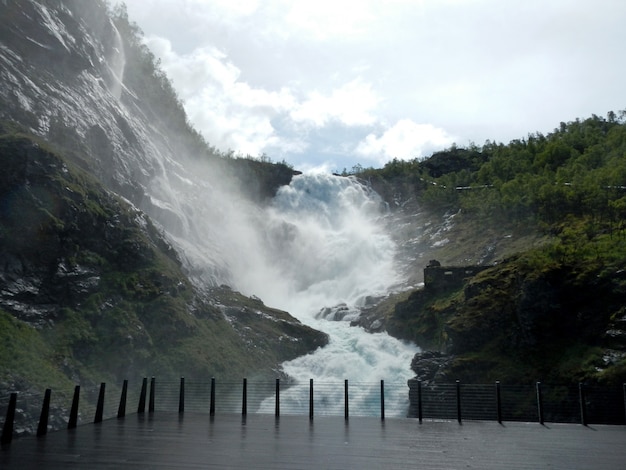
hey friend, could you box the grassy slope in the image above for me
[358,115,626,385]
[0,131,327,399]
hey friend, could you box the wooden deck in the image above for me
[2,413,625,469]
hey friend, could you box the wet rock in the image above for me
[410,350,454,383]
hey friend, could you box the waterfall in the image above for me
[237,174,419,416]
[156,170,419,415]
[254,173,400,312]
[106,20,126,99]
[0,0,417,415]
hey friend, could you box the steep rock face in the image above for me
[398,258,626,385]
[0,0,328,399]
[0,132,328,396]
[449,262,624,358]
[0,0,295,289]
[0,132,181,325]
[0,0,176,231]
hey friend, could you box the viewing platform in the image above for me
[2,377,625,468]
[2,412,626,469]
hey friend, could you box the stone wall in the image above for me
[423,261,489,292]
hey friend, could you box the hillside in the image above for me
[354,113,626,385]
[0,127,327,393]
[0,0,327,418]
[1,0,625,428]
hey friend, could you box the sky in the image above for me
[120,0,626,173]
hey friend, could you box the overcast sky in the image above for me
[120,0,626,173]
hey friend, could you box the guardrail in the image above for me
[2,378,625,444]
[407,380,626,425]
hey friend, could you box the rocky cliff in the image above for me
[362,237,626,386]
[0,0,327,404]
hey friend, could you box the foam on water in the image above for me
[243,173,419,416]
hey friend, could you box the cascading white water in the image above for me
[96,18,418,414]
[107,21,126,100]
[238,174,400,311]
[5,0,418,415]
[236,173,420,416]
[0,1,419,414]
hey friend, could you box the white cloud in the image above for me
[143,35,383,158]
[283,0,377,40]
[123,0,626,170]
[356,120,455,163]
[143,35,302,156]
[290,79,380,127]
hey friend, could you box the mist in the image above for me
[145,149,419,415]
[0,0,418,416]
[182,169,419,416]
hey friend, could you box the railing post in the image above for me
[344,379,349,420]
[456,380,462,424]
[95,382,106,423]
[209,377,215,416]
[623,383,626,425]
[417,380,423,424]
[148,377,155,413]
[380,380,385,420]
[242,378,247,416]
[578,383,587,426]
[138,378,147,413]
[496,381,502,424]
[1,392,17,444]
[68,386,80,429]
[536,382,544,425]
[37,389,52,437]
[179,377,185,414]
[118,380,128,418]
[275,378,280,418]
[309,379,314,420]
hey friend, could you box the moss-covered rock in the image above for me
[0,131,327,401]
[392,249,626,385]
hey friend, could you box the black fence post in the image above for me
[37,389,52,437]
[148,377,155,413]
[344,379,349,421]
[309,379,314,420]
[623,383,626,426]
[138,378,147,414]
[94,382,106,423]
[275,379,280,418]
[380,380,385,421]
[417,380,423,424]
[579,382,587,426]
[456,380,462,424]
[68,386,80,429]
[179,377,185,414]
[209,377,216,416]
[536,382,544,425]
[1,392,17,444]
[495,381,502,424]
[118,380,128,419]
[242,378,247,416]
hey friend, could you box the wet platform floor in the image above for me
[2,412,625,469]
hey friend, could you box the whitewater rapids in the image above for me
[244,173,419,416]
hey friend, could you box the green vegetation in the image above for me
[360,112,626,230]
[0,128,326,401]
[357,112,626,385]
[0,0,311,411]
[0,309,75,392]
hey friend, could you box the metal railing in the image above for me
[408,380,626,425]
[141,378,406,418]
[2,378,625,444]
